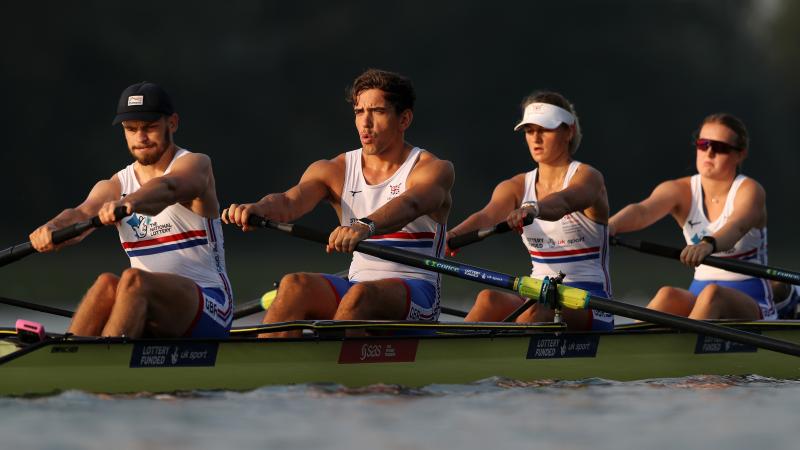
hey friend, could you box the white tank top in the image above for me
[683,174,767,281]
[115,148,233,298]
[520,161,611,291]
[341,147,446,287]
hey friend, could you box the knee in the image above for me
[341,283,373,307]
[696,284,723,305]
[94,273,120,294]
[117,268,146,295]
[476,289,505,308]
[652,286,681,303]
[277,273,313,297]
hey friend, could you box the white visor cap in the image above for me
[513,102,575,131]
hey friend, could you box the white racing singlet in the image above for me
[115,149,234,303]
[520,161,612,292]
[682,174,767,281]
[341,147,446,291]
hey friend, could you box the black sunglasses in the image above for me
[695,138,741,154]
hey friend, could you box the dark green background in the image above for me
[1,1,798,312]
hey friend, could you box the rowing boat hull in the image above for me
[2,322,799,396]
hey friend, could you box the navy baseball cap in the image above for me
[112,82,175,125]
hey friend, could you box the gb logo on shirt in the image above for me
[389,183,402,196]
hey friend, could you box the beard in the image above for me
[129,129,172,166]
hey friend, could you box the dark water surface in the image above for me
[3,376,798,450]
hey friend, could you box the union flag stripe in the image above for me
[122,230,207,249]
[529,246,600,257]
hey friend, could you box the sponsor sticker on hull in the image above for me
[527,334,599,359]
[338,339,419,364]
[695,335,758,354]
[130,342,219,368]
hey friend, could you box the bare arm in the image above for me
[224,157,342,231]
[448,175,524,237]
[536,165,607,222]
[366,158,454,235]
[29,177,121,252]
[327,156,454,254]
[608,179,687,236]
[712,179,766,251]
[682,178,766,267]
[121,153,211,217]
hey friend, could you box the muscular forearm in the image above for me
[253,193,309,223]
[536,197,573,222]
[368,195,431,235]
[123,179,178,216]
[449,210,497,236]
[49,207,92,228]
[711,222,751,253]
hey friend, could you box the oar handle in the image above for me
[610,237,681,259]
[611,236,800,284]
[448,215,534,250]
[0,206,129,268]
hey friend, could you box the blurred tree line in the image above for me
[1,0,799,266]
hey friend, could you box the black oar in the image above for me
[611,237,800,284]
[0,206,128,268]
[447,215,534,250]
[0,296,74,318]
[247,217,800,357]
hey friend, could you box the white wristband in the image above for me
[520,201,540,218]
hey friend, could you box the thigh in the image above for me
[337,278,410,320]
[266,272,346,322]
[698,284,762,320]
[648,286,697,317]
[132,271,205,337]
[468,290,526,322]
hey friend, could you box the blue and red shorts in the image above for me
[184,286,233,338]
[689,278,776,320]
[320,274,440,321]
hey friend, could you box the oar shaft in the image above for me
[0,296,74,318]
[588,296,800,356]
[612,237,800,284]
[0,207,128,268]
[448,215,533,250]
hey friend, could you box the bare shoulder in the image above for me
[739,176,766,196]
[411,150,454,180]
[733,176,766,209]
[653,176,691,196]
[493,173,527,198]
[416,149,453,170]
[171,151,211,170]
[301,153,346,185]
[572,162,605,184]
[309,153,346,172]
[96,174,122,197]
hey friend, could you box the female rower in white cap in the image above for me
[609,113,777,320]
[447,91,614,330]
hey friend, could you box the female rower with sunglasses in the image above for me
[446,92,614,330]
[609,113,776,320]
